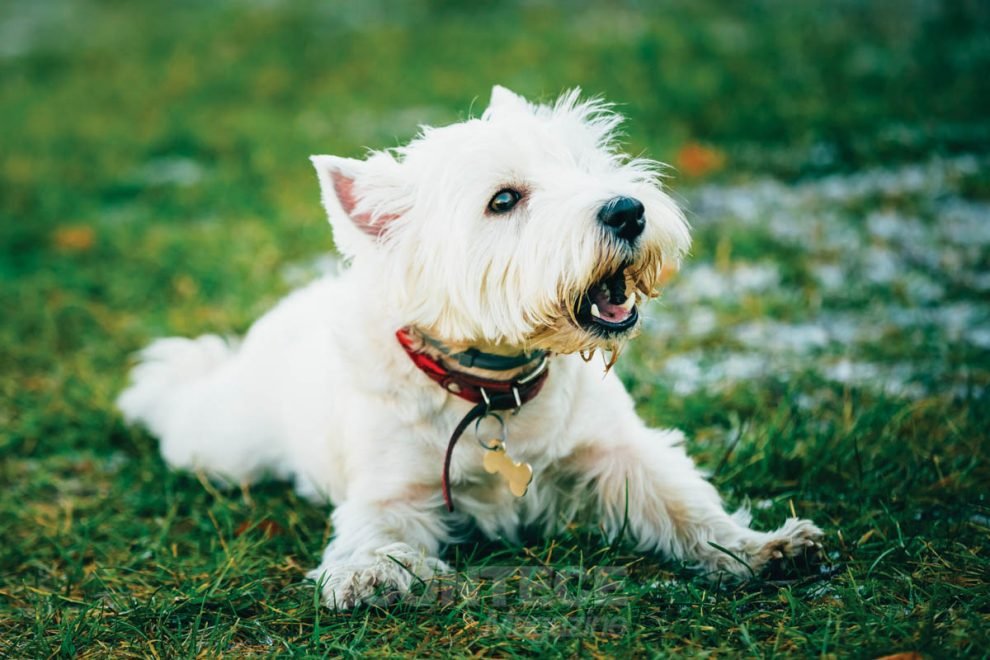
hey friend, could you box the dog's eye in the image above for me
[488,189,522,214]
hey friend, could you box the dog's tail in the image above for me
[117,335,279,483]
[117,335,234,431]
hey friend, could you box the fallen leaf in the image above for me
[52,225,96,252]
[676,142,726,178]
[235,519,285,538]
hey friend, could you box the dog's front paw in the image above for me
[702,517,823,579]
[743,517,824,576]
[307,542,450,610]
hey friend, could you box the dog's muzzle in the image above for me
[574,261,639,335]
[569,197,646,336]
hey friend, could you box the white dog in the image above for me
[118,86,822,609]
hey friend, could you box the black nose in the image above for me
[598,196,645,242]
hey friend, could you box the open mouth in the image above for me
[574,262,639,334]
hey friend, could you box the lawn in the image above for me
[1,0,988,656]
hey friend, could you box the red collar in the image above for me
[396,327,551,512]
[395,328,550,410]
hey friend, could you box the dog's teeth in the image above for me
[620,294,636,311]
[590,304,602,319]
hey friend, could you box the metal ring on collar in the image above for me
[516,355,549,385]
[474,412,506,450]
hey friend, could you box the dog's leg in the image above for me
[307,489,450,609]
[567,424,821,577]
[557,372,821,577]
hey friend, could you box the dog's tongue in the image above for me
[591,287,633,323]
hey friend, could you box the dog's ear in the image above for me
[484,85,530,117]
[310,153,407,256]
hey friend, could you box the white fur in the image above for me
[118,86,822,609]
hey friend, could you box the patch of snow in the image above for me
[813,263,845,292]
[656,351,773,396]
[823,359,926,398]
[867,211,928,244]
[733,263,781,291]
[967,327,990,349]
[658,353,707,396]
[684,307,718,337]
[862,247,901,285]
[734,321,829,354]
[901,272,946,304]
[640,156,988,403]
[939,200,990,247]
[671,262,780,304]
[719,353,770,382]
[966,272,990,291]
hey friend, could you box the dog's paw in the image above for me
[307,543,450,610]
[743,517,824,576]
[703,517,823,579]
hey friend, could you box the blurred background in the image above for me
[2,0,987,362]
[1,0,988,655]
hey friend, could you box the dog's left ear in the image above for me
[310,153,408,256]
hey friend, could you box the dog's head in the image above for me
[312,86,690,355]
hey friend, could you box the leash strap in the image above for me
[396,328,550,511]
[441,401,488,512]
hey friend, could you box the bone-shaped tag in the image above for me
[482,442,533,497]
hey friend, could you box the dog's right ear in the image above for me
[310,153,407,256]
[484,85,531,118]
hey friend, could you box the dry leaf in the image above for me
[675,142,726,178]
[52,225,96,252]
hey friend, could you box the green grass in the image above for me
[2,0,989,656]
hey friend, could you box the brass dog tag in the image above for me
[482,441,533,497]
